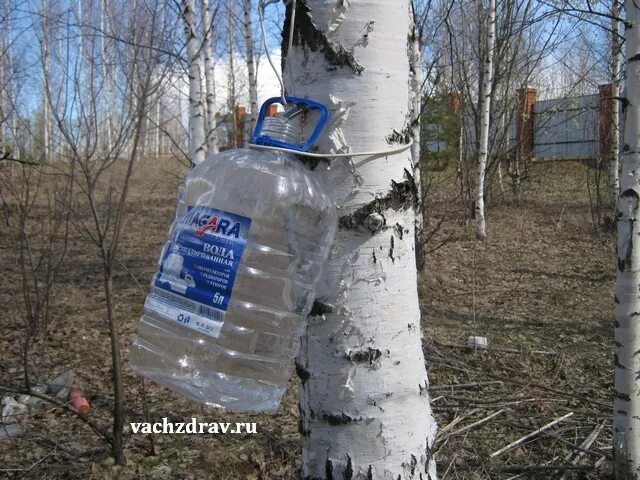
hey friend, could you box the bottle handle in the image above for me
[250,96,329,152]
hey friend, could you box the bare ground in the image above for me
[0,158,615,479]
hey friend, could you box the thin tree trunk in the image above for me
[200,0,218,154]
[101,0,112,154]
[42,0,51,163]
[475,0,495,239]
[243,0,258,135]
[103,269,125,464]
[181,0,206,164]
[154,100,160,156]
[227,3,238,148]
[614,1,640,477]
[283,1,437,478]
[611,0,622,206]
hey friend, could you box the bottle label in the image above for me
[148,205,251,338]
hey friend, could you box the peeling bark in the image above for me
[284,1,437,478]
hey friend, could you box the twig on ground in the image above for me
[446,409,505,438]
[490,412,574,458]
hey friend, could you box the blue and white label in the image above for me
[148,205,251,338]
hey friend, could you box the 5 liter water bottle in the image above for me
[130,98,336,411]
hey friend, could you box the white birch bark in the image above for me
[227,3,238,148]
[611,0,622,205]
[475,0,495,239]
[154,99,160,156]
[283,1,437,478]
[243,0,258,135]
[614,1,640,477]
[200,0,218,154]
[181,0,206,165]
[410,19,424,262]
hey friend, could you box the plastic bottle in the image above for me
[130,98,336,411]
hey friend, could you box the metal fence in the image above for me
[533,94,599,159]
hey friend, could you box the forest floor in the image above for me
[0,157,615,479]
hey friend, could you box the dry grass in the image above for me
[0,157,614,479]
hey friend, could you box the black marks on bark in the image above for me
[394,223,405,240]
[618,188,640,272]
[298,415,310,437]
[387,129,412,144]
[282,1,364,75]
[325,458,334,480]
[629,53,640,62]
[410,454,417,475]
[372,249,377,264]
[295,360,311,385]
[419,379,428,396]
[614,353,627,370]
[615,295,620,304]
[366,464,373,480]
[364,212,385,232]
[388,235,395,262]
[616,409,628,416]
[346,347,382,365]
[309,299,334,317]
[343,455,353,480]
[615,390,632,402]
[354,21,375,48]
[321,411,362,425]
[408,323,416,332]
[338,174,416,230]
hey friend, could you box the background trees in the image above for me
[0,0,630,478]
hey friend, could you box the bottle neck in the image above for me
[261,117,300,146]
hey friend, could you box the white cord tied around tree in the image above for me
[254,0,414,160]
[258,0,296,105]
[248,139,414,160]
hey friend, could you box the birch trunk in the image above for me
[283,1,437,478]
[409,19,424,267]
[611,0,622,206]
[614,1,640,477]
[243,0,258,135]
[475,0,495,239]
[227,3,238,148]
[200,0,218,154]
[181,0,206,165]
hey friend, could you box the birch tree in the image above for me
[475,0,495,239]
[243,0,258,134]
[283,1,437,477]
[615,0,640,477]
[200,0,218,154]
[611,0,622,205]
[181,0,206,164]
